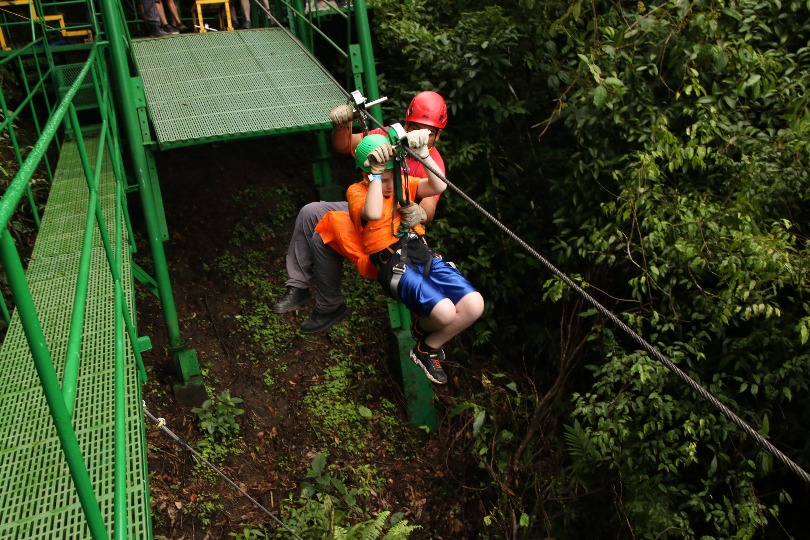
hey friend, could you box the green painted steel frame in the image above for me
[98,0,204,398]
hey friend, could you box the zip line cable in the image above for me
[251,0,810,485]
[399,147,810,485]
[142,404,305,539]
[377,134,810,484]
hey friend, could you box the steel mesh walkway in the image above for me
[0,137,150,538]
[131,29,347,149]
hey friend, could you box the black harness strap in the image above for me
[370,233,435,299]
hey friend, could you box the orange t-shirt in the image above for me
[346,179,424,255]
[315,211,378,278]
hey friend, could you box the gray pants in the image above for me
[285,201,348,311]
[140,0,160,24]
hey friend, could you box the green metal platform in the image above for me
[131,28,346,149]
[0,138,150,538]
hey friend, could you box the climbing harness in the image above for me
[254,0,810,486]
[142,402,305,539]
[370,232,434,298]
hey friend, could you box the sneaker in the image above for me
[272,286,312,314]
[146,23,170,37]
[300,303,350,334]
[410,342,448,385]
[175,22,191,33]
[162,24,179,35]
[241,19,252,29]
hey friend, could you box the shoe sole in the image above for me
[272,296,313,314]
[299,306,351,334]
[409,350,447,385]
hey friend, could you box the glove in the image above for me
[329,104,354,127]
[398,203,427,229]
[406,129,431,158]
[364,143,395,174]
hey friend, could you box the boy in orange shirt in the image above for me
[345,134,484,384]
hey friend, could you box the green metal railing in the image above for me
[0,1,427,534]
[0,29,149,538]
[0,0,98,51]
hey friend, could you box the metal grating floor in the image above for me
[131,29,347,148]
[0,138,151,538]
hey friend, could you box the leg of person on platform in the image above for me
[272,201,347,314]
[299,231,350,333]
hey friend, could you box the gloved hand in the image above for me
[399,202,427,229]
[406,128,431,158]
[364,143,395,174]
[329,104,354,127]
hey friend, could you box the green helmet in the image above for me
[355,134,395,173]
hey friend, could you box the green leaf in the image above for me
[593,85,607,109]
[473,409,486,436]
[309,453,326,477]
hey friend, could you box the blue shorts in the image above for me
[396,257,478,316]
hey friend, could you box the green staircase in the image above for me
[0,137,150,538]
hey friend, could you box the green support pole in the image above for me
[351,0,433,427]
[98,0,205,406]
[348,43,364,100]
[290,0,311,48]
[313,130,341,201]
[352,0,382,124]
[0,230,109,540]
[387,302,436,431]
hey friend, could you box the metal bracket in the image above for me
[388,122,408,145]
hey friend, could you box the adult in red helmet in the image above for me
[405,90,448,130]
[271,92,449,335]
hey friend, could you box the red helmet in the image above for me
[405,91,448,129]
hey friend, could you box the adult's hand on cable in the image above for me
[329,104,354,127]
[364,143,395,174]
[399,203,427,229]
[406,129,431,158]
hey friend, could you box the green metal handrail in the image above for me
[0,37,55,230]
[0,34,145,539]
[275,0,348,58]
[0,0,96,49]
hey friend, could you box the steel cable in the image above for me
[143,404,305,539]
[399,147,810,485]
[249,0,810,487]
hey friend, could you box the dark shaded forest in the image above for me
[356,0,810,537]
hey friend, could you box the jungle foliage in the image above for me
[369,0,810,537]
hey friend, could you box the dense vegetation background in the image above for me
[365,0,810,537]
